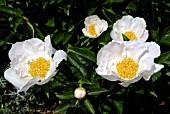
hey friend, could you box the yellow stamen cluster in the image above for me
[116,57,139,79]
[124,31,137,40]
[28,57,50,78]
[88,24,97,36]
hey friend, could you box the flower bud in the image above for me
[74,87,86,99]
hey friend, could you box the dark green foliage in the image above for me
[0,0,170,114]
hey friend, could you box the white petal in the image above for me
[4,68,40,92]
[18,76,40,92]
[23,38,44,55]
[146,42,161,58]
[142,64,164,81]
[45,35,53,56]
[130,17,147,38]
[9,42,24,60]
[110,30,122,41]
[140,30,149,41]
[113,15,133,32]
[125,40,148,61]
[119,75,142,87]
[84,15,100,25]
[53,50,67,67]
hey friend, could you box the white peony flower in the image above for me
[110,15,148,41]
[82,15,108,38]
[4,35,67,92]
[96,40,164,87]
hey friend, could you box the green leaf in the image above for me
[0,31,15,46]
[45,17,55,27]
[42,1,48,9]
[156,51,170,64]
[149,91,157,98]
[88,7,98,15]
[126,2,136,11]
[88,88,107,96]
[113,100,123,114]
[56,93,74,100]
[53,32,65,45]
[152,71,161,82]
[160,27,170,46]
[102,9,113,24]
[63,32,72,45]
[98,27,112,45]
[0,6,23,17]
[84,99,95,114]
[105,0,124,3]
[35,28,44,39]
[68,45,96,62]
[55,100,71,113]
[122,33,130,41]
[67,54,87,77]
[150,28,159,42]
[166,72,170,76]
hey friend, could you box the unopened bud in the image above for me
[74,87,86,99]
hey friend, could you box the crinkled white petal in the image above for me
[4,68,40,92]
[110,15,148,41]
[5,35,67,92]
[9,42,24,60]
[96,40,164,87]
[53,50,67,67]
[45,35,53,56]
[82,15,108,38]
[84,15,100,25]
[23,38,44,55]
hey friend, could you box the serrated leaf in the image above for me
[156,51,170,64]
[55,100,71,113]
[152,71,161,82]
[0,6,23,17]
[68,45,96,62]
[113,100,123,114]
[84,99,95,114]
[67,54,87,77]
[88,88,107,96]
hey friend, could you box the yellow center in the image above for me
[88,24,97,36]
[28,57,50,78]
[116,57,139,79]
[124,31,137,40]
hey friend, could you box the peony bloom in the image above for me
[110,15,148,41]
[74,87,86,99]
[96,40,164,87]
[82,15,108,38]
[4,35,67,92]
